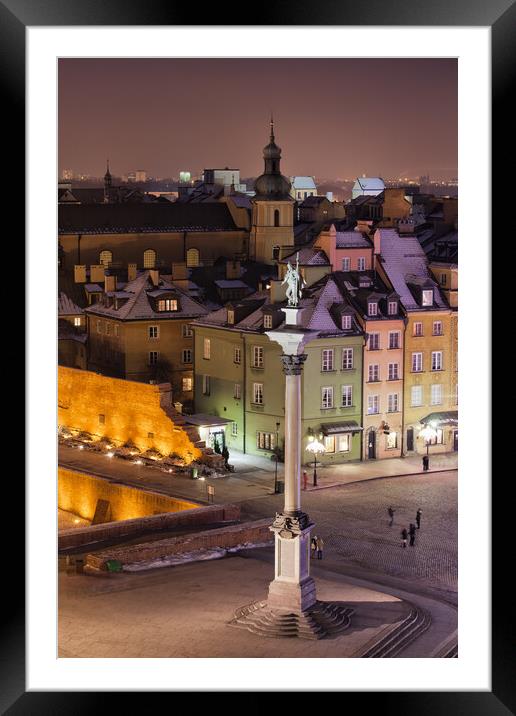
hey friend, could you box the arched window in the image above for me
[274,209,280,227]
[99,250,112,268]
[186,248,200,267]
[143,249,156,268]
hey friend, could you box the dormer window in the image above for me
[368,302,378,316]
[422,289,433,307]
[263,314,273,329]
[158,298,178,312]
[388,301,398,315]
[342,314,352,330]
[227,309,235,325]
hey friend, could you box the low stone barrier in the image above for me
[85,518,272,571]
[59,503,240,551]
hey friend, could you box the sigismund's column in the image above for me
[265,305,318,612]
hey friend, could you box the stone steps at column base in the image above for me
[354,604,432,658]
[229,600,354,640]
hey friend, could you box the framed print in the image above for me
[6,0,510,708]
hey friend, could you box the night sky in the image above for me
[58,58,457,181]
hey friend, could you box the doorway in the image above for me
[453,430,458,451]
[367,429,376,459]
[407,427,414,452]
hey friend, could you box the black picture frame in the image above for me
[7,0,507,709]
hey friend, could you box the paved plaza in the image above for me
[59,470,457,657]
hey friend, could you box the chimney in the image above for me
[105,273,117,293]
[149,268,160,286]
[172,262,188,280]
[90,264,105,283]
[127,263,137,281]
[74,265,86,284]
[269,278,286,304]
[226,259,241,280]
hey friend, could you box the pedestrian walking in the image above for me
[416,508,422,529]
[316,536,324,560]
[311,536,317,559]
[388,506,395,526]
[422,454,429,471]
[303,470,308,491]
[409,523,416,547]
[401,527,408,548]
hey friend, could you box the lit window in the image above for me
[149,351,159,365]
[431,384,443,405]
[357,257,366,271]
[186,248,200,267]
[257,431,275,450]
[342,257,350,271]
[182,324,193,338]
[369,333,380,350]
[74,317,81,327]
[431,351,443,371]
[148,325,159,339]
[386,431,398,449]
[253,382,264,405]
[422,289,434,306]
[342,348,354,370]
[413,322,423,337]
[227,309,235,325]
[143,249,156,269]
[114,324,119,337]
[321,349,334,372]
[388,301,397,315]
[411,385,423,406]
[158,298,178,312]
[263,314,273,329]
[203,338,211,360]
[368,364,380,382]
[181,349,192,364]
[388,393,399,412]
[182,377,193,392]
[323,435,335,453]
[234,347,241,364]
[96,320,102,334]
[321,386,334,409]
[252,346,264,368]
[433,321,443,336]
[105,323,111,336]
[99,250,112,268]
[411,352,423,372]
[337,434,350,452]
[341,385,352,407]
[367,395,379,414]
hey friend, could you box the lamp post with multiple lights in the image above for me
[306,434,326,487]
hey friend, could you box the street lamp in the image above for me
[274,421,281,494]
[420,421,438,455]
[306,434,326,487]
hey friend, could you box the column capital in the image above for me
[280,353,307,375]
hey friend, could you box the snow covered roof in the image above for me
[377,229,447,311]
[335,231,372,248]
[214,280,250,289]
[290,176,317,190]
[279,247,330,266]
[58,292,84,316]
[353,177,385,193]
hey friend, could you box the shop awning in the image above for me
[420,411,458,427]
[321,421,363,435]
[183,414,233,428]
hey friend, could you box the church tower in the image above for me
[249,118,294,264]
[103,159,112,203]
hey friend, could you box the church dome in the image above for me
[253,119,292,201]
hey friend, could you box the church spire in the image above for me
[104,158,112,203]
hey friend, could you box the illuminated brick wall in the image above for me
[58,366,201,462]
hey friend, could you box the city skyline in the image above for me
[59,58,457,182]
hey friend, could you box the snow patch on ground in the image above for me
[122,542,272,572]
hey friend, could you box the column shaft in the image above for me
[284,373,301,514]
